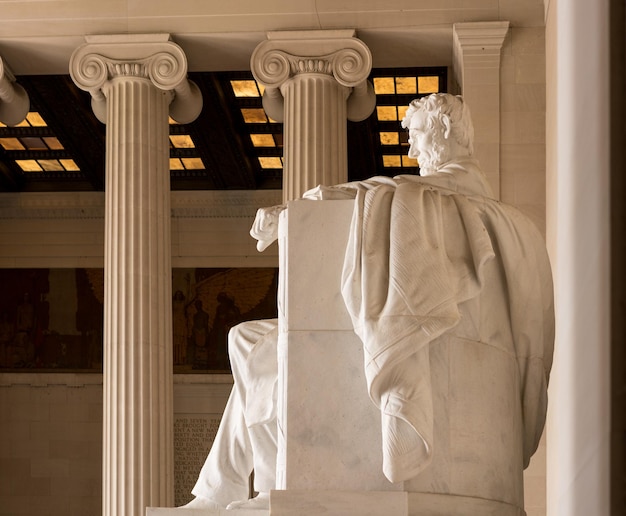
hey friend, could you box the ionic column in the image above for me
[251,30,375,202]
[0,56,29,126]
[69,34,202,516]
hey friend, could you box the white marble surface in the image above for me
[276,196,541,509]
[277,329,397,492]
[278,199,355,332]
[146,508,266,516]
[274,94,552,513]
[406,492,524,516]
[276,199,399,493]
[270,490,408,516]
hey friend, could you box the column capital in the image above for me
[251,30,372,89]
[452,21,509,200]
[0,56,30,126]
[453,22,510,80]
[69,34,202,124]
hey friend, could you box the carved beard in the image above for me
[418,131,451,176]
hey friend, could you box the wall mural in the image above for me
[0,268,278,373]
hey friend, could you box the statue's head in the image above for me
[401,93,474,175]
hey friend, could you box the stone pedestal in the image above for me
[270,490,408,516]
[70,34,201,516]
[251,30,375,202]
[272,199,529,516]
[146,508,265,516]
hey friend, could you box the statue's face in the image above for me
[407,110,450,175]
[406,110,431,160]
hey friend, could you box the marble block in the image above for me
[278,199,355,331]
[407,493,524,516]
[400,334,524,506]
[276,199,400,493]
[270,490,408,516]
[146,508,266,516]
[273,188,543,514]
[276,329,399,492]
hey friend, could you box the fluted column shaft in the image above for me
[281,74,350,202]
[70,34,202,516]
[251,30,375,202]
[103,76,173,516]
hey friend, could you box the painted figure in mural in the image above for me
[190,300,210,369]
[211,292,241,370]
[183,93,554,512]
[12,292,35,366]
[0,311,14,367]
[172,290,188,366]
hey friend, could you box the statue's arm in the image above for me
[250,204,286,252]
[249,182,365,252]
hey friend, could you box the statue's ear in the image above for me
[441,114,452,139]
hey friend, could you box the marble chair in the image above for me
[273,198,533,516]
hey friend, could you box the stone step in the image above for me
[270,490,407,516]
[147,490,406,516]
[146,508,267,516]
[148,491,523,515]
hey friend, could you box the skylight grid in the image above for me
[168,121,205,172]
[228,67,445,176]
[228,75,284,172]
[0,111,83,174]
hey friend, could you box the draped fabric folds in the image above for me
[316,164,555,483]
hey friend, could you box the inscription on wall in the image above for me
[174,414,221,506]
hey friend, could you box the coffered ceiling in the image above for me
[0,0,545,193]
[0,67,447,192]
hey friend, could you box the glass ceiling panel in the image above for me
[231,80,263,97]
[26,112,47,127]
[168,119,204,172]
[0,68,445,189]
[418,76,440,94]
[0,110,84,176]
[250,134,276,147]
[170,135,195,149]
[229,67,445,176]
[0,138,25,151]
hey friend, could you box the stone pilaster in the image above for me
[251,30,375,202]
[453,22,509,199]
[0,56,29,126]
[69,34,201,516]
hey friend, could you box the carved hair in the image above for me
[401,93,474,156]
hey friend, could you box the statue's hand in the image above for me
[250,204,286,252]
[303,184,358,200]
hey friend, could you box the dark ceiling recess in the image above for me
[0,67,446,193]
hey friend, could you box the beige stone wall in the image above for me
[0,190,281,269]
[0,374,233,515]
[499,23,548,516]
[0,374,103,516]
[500,25,547,237]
